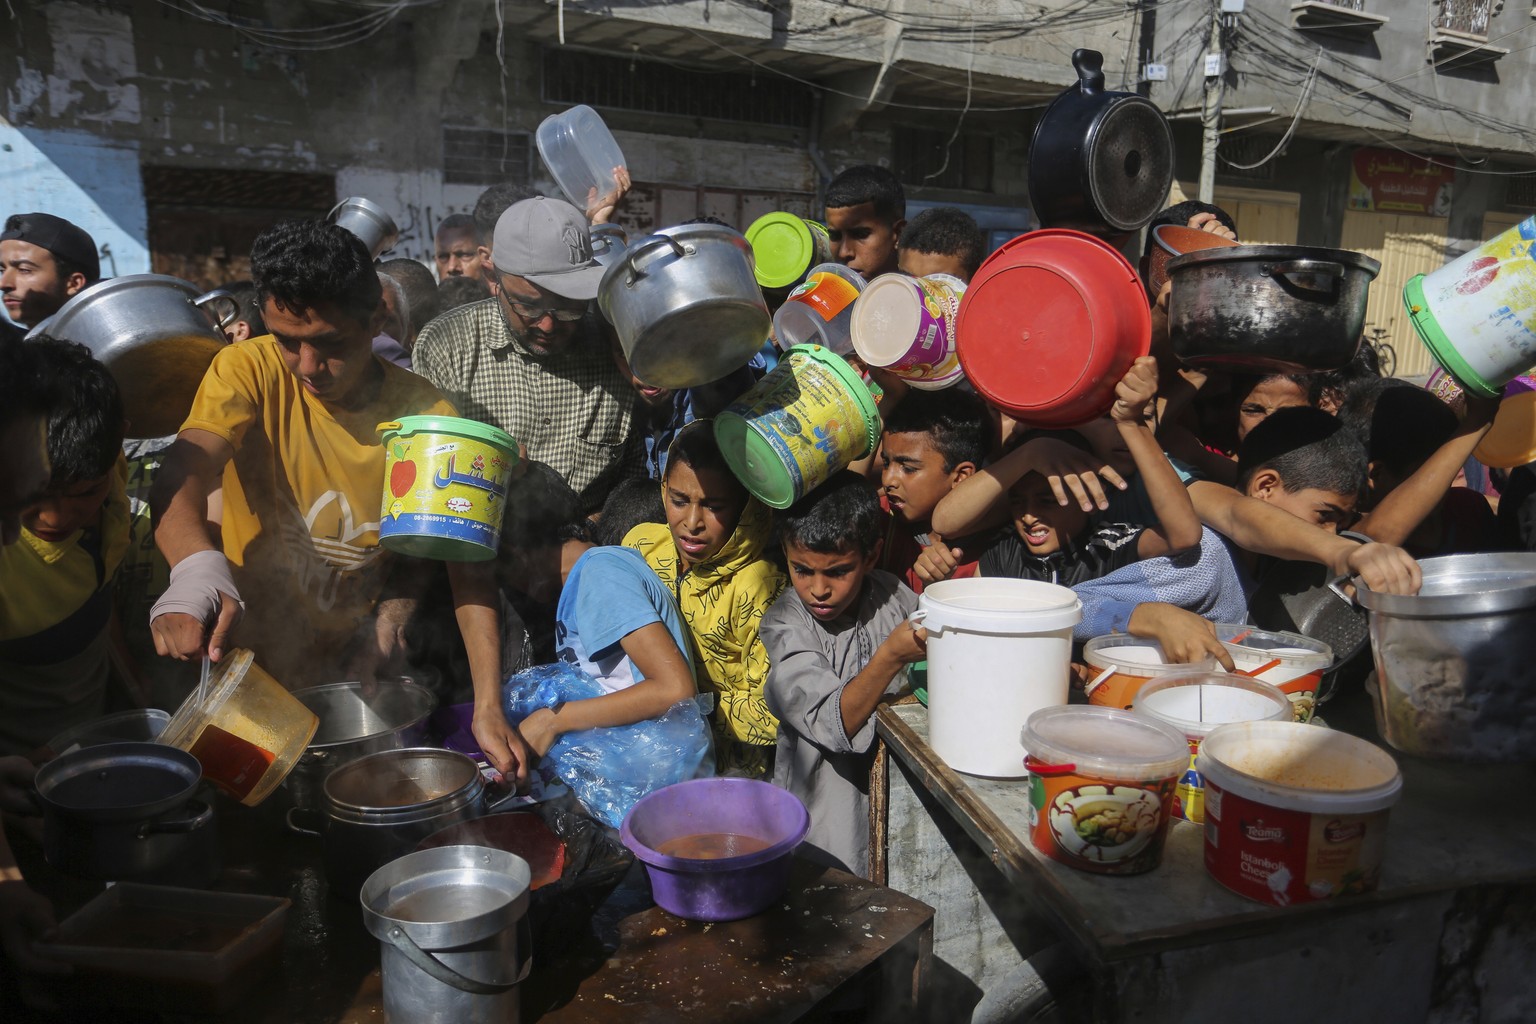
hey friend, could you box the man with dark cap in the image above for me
[414,197,638,513]
[0,212,100,334]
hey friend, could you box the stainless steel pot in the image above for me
[1357,553,1536,761]
[1165,244,1381,372]
[597,223,770,390]
[286,681,437,815]
[589,224,629,269]
[30,274,228,439]
[35,742,216,882]
[329,196,400,259]
[1027,49,1175,237]
[361,845,532,1023]
[291,747,518,898]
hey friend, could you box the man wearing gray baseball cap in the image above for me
[414,197,638,512]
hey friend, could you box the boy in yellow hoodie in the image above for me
[625,421,786,777]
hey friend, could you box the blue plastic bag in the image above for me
[503,662,715,828]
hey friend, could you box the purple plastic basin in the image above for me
[430,703,481,759]
[620,778,809,922]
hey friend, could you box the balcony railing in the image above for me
[1434,0,1496,38]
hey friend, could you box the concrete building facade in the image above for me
[3,0,1533,369]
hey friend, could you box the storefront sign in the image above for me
[1348,147,1455,215]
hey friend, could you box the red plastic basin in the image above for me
[957,229,1151,428]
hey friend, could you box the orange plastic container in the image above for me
[159,649,318,806]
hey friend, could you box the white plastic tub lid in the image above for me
[1082,634,1216,676]
[1021,705,1189,781]
[918,577,1081,635]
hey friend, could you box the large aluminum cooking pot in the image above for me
[598,223,770,390]
[1357,552,1536,761]
[286,681,437,815]
[329,196,399,259]
[1165,244,1381,372]
[30,274,227,438]
[1028,49,1175,237]
[35,741,217,883]
[291,747,519,898]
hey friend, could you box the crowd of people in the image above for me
[0,161,1528,978]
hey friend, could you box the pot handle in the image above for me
[1264,260,1345,288]
[907,609,939,636]
[326,200,345,222]
[192,288,240,331]
[623,235,689,288]
[382,924,531,994]
[286,806,325,838]
[1071,49,1105,96]
[140,799,213,836]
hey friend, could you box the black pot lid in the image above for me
[1086,98,1174,233]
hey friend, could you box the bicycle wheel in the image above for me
[1375,341,1397,378]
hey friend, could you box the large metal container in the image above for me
[1165,244,1381,373]
[35,742,216,883]
[361,845,532,1024]
[1357,553,1536,761]
[597,223,769,389]
[286,681,436,814]
[294,748,517,899]
[32,274,227,438]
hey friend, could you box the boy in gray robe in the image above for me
[762,472,927,877]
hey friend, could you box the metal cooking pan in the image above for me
[1027,49,1175,237]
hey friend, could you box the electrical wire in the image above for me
[923,11,975,183]
[150,0,413,52]
[1219,50,1318,169]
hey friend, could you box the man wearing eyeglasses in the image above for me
[414,197,638,513]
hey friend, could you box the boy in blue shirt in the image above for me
[495,464,697,758]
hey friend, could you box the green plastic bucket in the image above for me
[377,416,518,561]
[745,213,834,291]
[714,345,880,509]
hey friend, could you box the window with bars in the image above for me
[1504,175,1536,209]
[541,49,814,128]
[442,127,532,186]
[891,127,994,192]
[1434,0,1498,36]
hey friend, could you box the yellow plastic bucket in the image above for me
[714,345,880,509]
[377,416,518,562]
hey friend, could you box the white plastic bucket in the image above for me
[1404,215,1536,398]
[1131,671,1291,823]
[913,578,1081,777]
[1197,721,1402,906]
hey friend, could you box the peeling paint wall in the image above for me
[1,124,150,277]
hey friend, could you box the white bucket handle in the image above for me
[907,609,936,635]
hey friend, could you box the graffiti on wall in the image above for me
[45,3,141,125]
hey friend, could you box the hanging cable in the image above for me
[1219,49,1319,169]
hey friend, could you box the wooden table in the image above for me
[8,789,932,1023]
[873,693,1536,1023]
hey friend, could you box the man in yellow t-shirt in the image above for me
[149,220,532,782]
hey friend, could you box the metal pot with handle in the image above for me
[290,747,522,898]
[1027,49,1175,237]
[1165,244,1381,372]
[34,741,217,883]
[31,274,228,439]
[328,196,399,259]
[597,223,770,390]
[286,680,437,816]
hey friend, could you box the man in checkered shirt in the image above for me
[414,197,640,512]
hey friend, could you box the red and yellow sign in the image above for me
[1348,147,1455,215]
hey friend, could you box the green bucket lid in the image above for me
[1403,275,1501,400]
[378,415,518,453]
[746,213,820,291]
[714,345,881,509]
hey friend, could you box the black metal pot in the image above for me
[1165,243,1382,372]
[35,742,216,882]
[1027,49,1174,237]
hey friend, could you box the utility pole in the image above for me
[1197,0,1226,204]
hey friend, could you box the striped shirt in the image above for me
[413,298,641,511]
